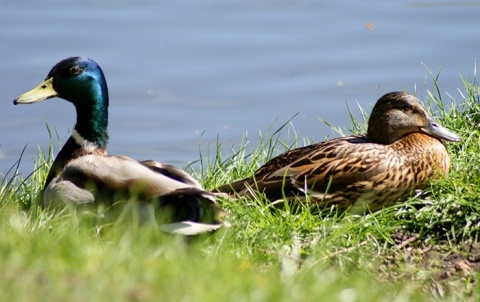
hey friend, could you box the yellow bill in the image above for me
[13,77,57,105]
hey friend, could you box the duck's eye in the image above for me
[69,66,83,75]
[404,105,414,111]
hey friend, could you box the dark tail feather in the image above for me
[156,188,223,225]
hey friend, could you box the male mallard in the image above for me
[217,91,460,213]
[13,56,223,234]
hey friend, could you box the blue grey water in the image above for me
[1,0,479,178]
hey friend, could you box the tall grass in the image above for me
[1,71,480,301]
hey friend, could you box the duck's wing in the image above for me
[216,142,321,194]
[275,138,389,198]
[217,135,390,201]
[56,154,194,197]
[139,159,203,188]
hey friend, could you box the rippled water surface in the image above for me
[1,0,480,176]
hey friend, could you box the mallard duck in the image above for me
[217,91,460,213]
[13,56,223,235]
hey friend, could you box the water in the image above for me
[1,0,480,178]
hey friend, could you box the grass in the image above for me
[2,70,480,301]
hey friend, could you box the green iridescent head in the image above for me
[14,56,109,147]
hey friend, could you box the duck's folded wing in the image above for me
[248,139,388,200]
[280,144,389,196]
[215,143,322,194]
[140,160,202,188]
[61,155,204,198]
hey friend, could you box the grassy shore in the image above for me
[1,72,480,301]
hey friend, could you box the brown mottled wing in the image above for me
[263,136,388,198]
[215,142,321,193]
[254,143,323,177]
[218,135,390,200]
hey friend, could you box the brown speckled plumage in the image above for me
[216,91,460,213]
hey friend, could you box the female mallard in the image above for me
[217,91,460,213]
[13,56,222,234]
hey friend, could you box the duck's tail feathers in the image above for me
[160,221,227,236]
[155,187,225,230]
